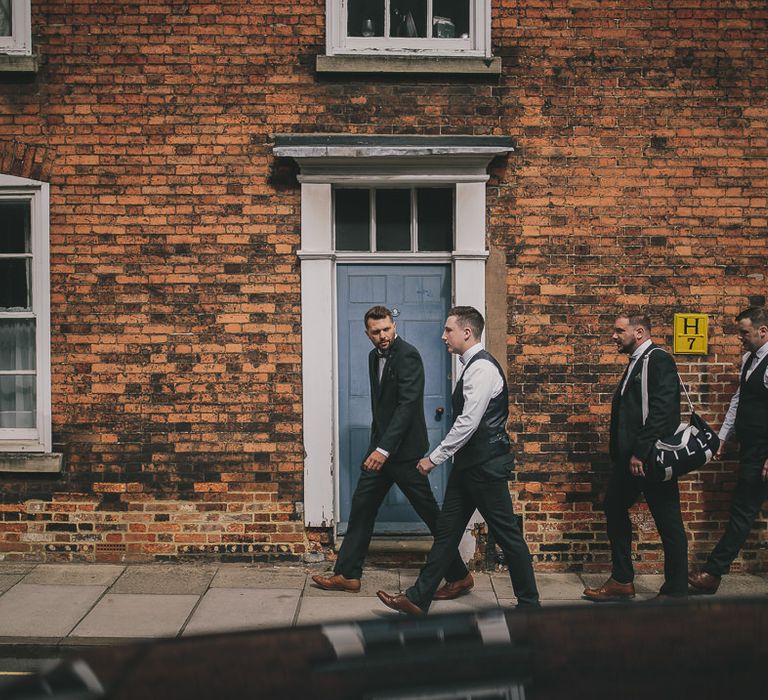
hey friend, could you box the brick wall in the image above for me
[0,2,765,572]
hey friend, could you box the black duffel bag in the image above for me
[641,349,721,483]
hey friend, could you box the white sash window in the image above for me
[0,175,51,452]
[327,0,491,57]
[0,0,32,56]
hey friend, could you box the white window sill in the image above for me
[0,54,39,73]
[316,54,501,75]
[0,452,63,473]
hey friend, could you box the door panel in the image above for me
[337,264,452,533]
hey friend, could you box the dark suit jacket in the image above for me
[609,344,681,465]
[367,335,429,462]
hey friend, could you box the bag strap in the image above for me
[641,347,695,425]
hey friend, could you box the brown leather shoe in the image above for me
[311,573,361,593]
[688,570,721,595]
[433,573,474,601]
[376,590,425,616]
[583,577,636,602]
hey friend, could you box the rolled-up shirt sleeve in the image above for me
[718,388,739,442]
[429,359,503,465]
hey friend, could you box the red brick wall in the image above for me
[0,2,765,572]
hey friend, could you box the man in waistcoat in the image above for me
[312,306,470,594]
[376,306,540,615]
[688,306,768,594]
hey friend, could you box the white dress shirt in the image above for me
[718,341,768,441]
[429,343,504,466]
[621,339,652,394]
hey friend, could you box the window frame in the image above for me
[333,185,455,253]
[326,0,491,57]
[0,174,51,452]
[0,0,32,56]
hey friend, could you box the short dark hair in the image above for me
[447,305,484,339]
[736,306,768,328]
[616,311,651,334]
[364,305,393,327]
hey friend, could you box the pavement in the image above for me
[1,561,767,651]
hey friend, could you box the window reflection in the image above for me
[334,186,453,252]
[347,0,385,37]
[433,0,470,38]
[335,189,370,251]
[418,189,453,251]
[376,189,411,251]
[0,0,11,38]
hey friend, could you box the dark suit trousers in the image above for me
[406,460,540,611]
[604,467,688,596]
[334,458,469,582]
[704,461,768,577]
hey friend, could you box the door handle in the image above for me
[435,407,444,421]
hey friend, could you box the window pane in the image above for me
[348,0,384,37]
[417,188,453,251]
[0,200,31,254]
[0,319,36,371]
[335,189,370,251]
[0,259,30,310]
[0,0,11,37]
[0,376,36,428]
[391,1,427,38]
[433,0,470,38]
[376,190,411,251]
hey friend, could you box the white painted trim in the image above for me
[295,164,491,536]
[300,184,336,527]
[0,174,51,452]
[326,0,490,57]
[0,0,32,56]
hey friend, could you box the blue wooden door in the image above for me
[337,264,452,533]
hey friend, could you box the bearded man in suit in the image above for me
[312,306,471,596]
[583,312,688,601]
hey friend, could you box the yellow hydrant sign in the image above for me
[673,313,708,354]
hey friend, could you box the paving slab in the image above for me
[539,598,594,607]
[430,589,499,615]
[182,588,300,636]
[711,573,768,596]
[211,565,307,589]
[633,574,666,594]
[110,565,217,595]
[397,570,494,592]
[534,573,586,600]
[491,572,583,600]
[22,564,125,587]
[0,584,105,637]
[0,574,23,594]
[306,568,400,597]
[0,562,37,575]
[70,594,199,639]
[296,596,383,625]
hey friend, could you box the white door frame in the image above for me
[273,137,514,529]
